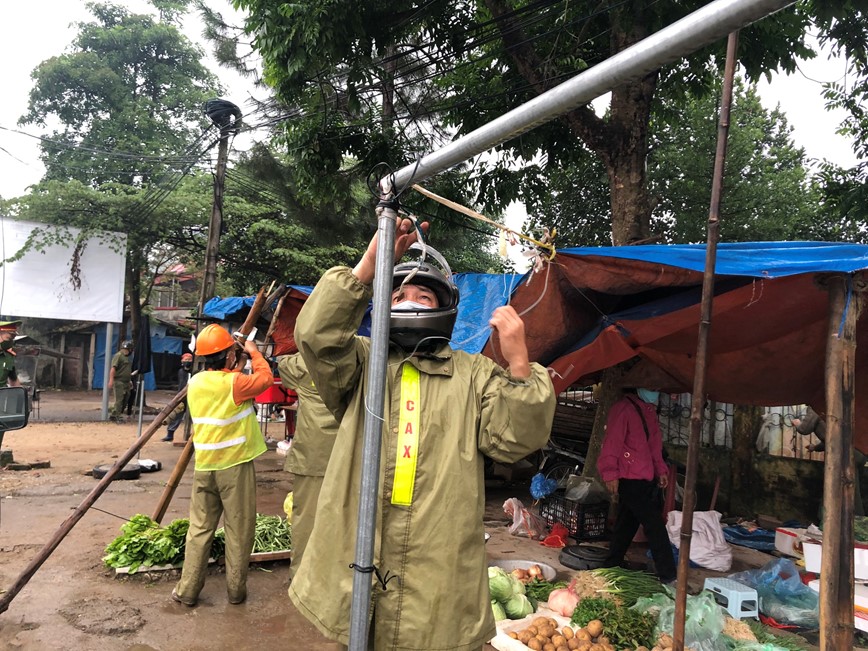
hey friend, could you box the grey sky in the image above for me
[0,1,860,203]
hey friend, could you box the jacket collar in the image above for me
[391,344,454,377]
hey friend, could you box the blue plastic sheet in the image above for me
[722,525,777,552]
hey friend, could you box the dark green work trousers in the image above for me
[175,460,257,604]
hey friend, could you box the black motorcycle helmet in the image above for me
[390,261,460,352]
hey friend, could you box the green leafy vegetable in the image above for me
[104,513,291,572]
[214,513,292,555]
[103,514,191,572]
[508,573,526,597]
[488,567,513,602]
[591,567,666,607]
[491,600,507,621]
[525,578,568,602]
[504,593,535,619]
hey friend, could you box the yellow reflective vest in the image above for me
[187,370,267,471]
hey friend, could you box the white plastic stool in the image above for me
[703,577,759,620]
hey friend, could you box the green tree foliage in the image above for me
[649,79,819,243]
[20,1,218,188]
[812,1,868,239]
[525,79,820,247]
[231,0,821,246]
[15,1,220,340]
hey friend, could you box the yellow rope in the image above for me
[410,184,556,260]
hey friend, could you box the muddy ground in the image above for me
[0,389,832,650]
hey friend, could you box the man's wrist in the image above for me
[352,257,375,285]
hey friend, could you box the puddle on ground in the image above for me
[58,596,145,636]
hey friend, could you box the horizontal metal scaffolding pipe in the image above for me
[388,0,795,189]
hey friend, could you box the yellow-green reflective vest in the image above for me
[187,370,266,471]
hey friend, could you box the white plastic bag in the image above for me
[502,497,547,540]
[666,510,732,572]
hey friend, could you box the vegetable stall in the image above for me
[486,564,807,651]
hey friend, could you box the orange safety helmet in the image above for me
[181,353,194,362]
[195,324,235,356]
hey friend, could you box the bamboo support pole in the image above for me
[818,273,861,650]
[672,30,738,651]
[0,389,186,614]
[152,436,195,524]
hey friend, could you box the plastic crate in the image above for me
[539,492,608,541]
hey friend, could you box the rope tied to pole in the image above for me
[410,184,557,261]
[349,562,398,591]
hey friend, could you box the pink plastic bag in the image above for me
[502,497,548,540]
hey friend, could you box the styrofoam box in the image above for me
[808,579,868,633]
[803,540,868,581]
[490,606,574,651]
[774,527,807,558]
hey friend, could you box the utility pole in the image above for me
[199,99,242,312]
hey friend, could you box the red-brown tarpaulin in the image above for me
[486,241,868,451]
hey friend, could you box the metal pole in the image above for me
[819,274,861,651]
[200,131,229,307]
[672,31,739,651]
[388,0,793,190]
[101,322,113,420]
[348,198,398,650]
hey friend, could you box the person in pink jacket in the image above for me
[597,387,676,582]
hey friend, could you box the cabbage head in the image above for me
[508,572,526,596]
[488,567,513,602]
[491,599,507,621]
[504,593,535,619]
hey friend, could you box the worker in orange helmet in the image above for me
[172,324,272,607]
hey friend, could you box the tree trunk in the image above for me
[583,365,627,480]
[605,24,657,244]
[730,404,762,514]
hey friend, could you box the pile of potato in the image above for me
[505,616,611,651]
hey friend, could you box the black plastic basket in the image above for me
[539,492,608,541]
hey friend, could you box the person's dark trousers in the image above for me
[604,478,676,581]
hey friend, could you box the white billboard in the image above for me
[0,219,126,322]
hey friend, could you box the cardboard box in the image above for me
[775,527,807,558]
[803,539,868,581]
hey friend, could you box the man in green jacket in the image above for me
[289,219,556,650]
[0,321,22,388]
[277,352,339,582]
[108,340,133,422]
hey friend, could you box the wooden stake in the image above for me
[819,273,861,651]
[152,437,195,524]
